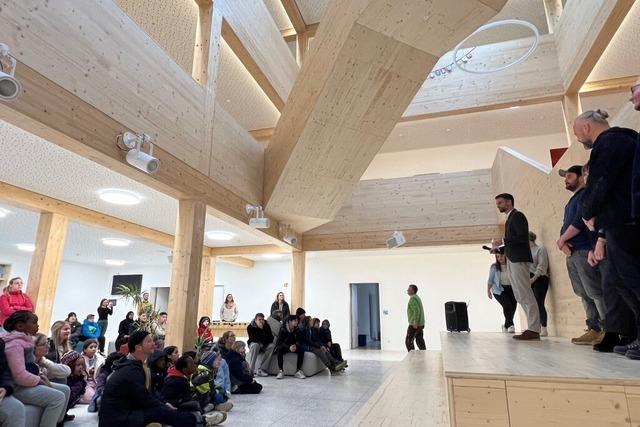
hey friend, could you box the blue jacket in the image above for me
[561,188,595,252]
[82,320,101,339]
[487,264,504,295]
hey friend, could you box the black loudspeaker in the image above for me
[445,301,470,332]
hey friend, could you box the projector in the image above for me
[249,217,271,229]
[386,231,406,249]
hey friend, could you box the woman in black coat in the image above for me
[269,292,290,320]
[115,311,134,350]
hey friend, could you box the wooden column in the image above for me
[291,251,306,311]
[295,32,309,67]
[27,212,68,332]
[165,199,206,352]
[197,255,216,320]
[192,0,214,85]
[561,93,587,164]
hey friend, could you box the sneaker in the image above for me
[256,368,269,377]
[617,339,640,357]
[203,411,226,426]
[334,360,348,371]
[571,329,601,345]
[214,402,233,412]
[626,340,640,360]
[203,403,215,413]
[507,326,515,333]
[276,370,284,379]
[501,325,508,333]
[513,330,540,341]
[593,333,627,352]
[294,369,306,379]
[540,326,548,337]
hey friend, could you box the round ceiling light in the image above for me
[98,188,142,206]
[0,207,11,218]
[101,237,132,247]
[206,230,236,241]
[16,243,35,252]
[104,259,126,266]
[262,253,283,260]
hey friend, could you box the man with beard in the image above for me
[556,165,605,345]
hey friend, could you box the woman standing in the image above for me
[270,292,290,320]
[220,294,238,323]
[487,252,518,333]
[115,311,134,349]
[529,231,550,337]
[96,299,113,355]
[0,278,33,327]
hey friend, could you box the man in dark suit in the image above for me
[493,193,541,340]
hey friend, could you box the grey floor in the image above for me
[68,352,401,427]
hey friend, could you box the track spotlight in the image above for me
[116,131,160,174]
[245,204,271,229]
[386,231,406,249]
[0,43,22,101]
[279,224,297,246]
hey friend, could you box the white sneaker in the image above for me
[501,325,508,333]
[507,326,515,333]
[203,411,226,426]
[276,370,284,379]
[294,369,306,379]
[214,401,233,412]
[256,368,269,377]
[540,326,548,337]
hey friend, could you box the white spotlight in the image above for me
[0,43,22,101]
[262,253,283,260]
[101,237,131,247]
[16,243,35,252]
[116,132,160,174]
[0,207,11,218]
[279,224,297,246]
[386,231,406,249]
[245,204,271,229]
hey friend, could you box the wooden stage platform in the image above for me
[441,332,640,427]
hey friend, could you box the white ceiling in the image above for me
[295,0,331,26]
[0,120,272,260]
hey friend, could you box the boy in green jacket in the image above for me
[406,284,426,351]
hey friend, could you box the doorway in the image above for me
[350,283,381,349]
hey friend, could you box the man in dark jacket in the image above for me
[0,338,26,427]
[630,76,640,220]
[493,193,540,340]
[246,313,274,377]
[274,315,306,380]
[575,110,640,360]
[99,330,222,426]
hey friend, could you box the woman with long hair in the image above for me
[219,294,238,322]
[269,292,290,320]
[0,277,33,327]
[47,320,72,363]
[96,298,113,355]
[487,252,518,333]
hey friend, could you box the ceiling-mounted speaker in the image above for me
[0,70,21,101]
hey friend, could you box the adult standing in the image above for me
[137,292,154,317]
[631,76,640,220]
[97,299,113,355]
[220,294,238,323]
[574,110,640,360]
[486,252,517,333]
[0,278,33,327]
[556,165,606,345]
[405,284,426,351]
[528,232,550,337]
[270,292,290,320]
[493,193,541,340]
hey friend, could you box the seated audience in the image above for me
[82,314,105,353]
[1,311,67,425]
[319,319,345,364]
[88,351,124,413]
[197,316,214,349]
[0,337,26,427]
[487,252,518,333]
[224,341,263,394]
[47,320,72,364]
[99,330,224,426]
[300,316,345,372]
[270,292,291,321]
[66,312,83,348]
[0,278,33,328]
[128,312,150,335]
[115,311,135,350]
[192,350,232,411]
[33,332,71,382]
[81,339,104,403]
[161,354,204,412]
[274,315,306,380]
[246,312,273,377]
[62,350,87,409]
[164,345,180,368]
[153,312,168,347]
[220,294,238,323]
[295,307,306,326]
[214,331,236,358]
[267,310,283,335]
[147,349,167,396]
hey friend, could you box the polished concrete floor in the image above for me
[68,350,402,427]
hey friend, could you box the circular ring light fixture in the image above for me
[452,19,539,74]
[206,230,236,241]
[98,188,142,206]
[101,237,132,247]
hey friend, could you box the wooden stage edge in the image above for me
[441,332,640,427]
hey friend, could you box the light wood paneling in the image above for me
[217,256,255,269]
[192,1,214,85]
[291,251,305,310]
[166,199,206,352]
[580,75,640,95]
[306,170,496,236]
[264,0,506,232]
[0,0,209,174]
[453,382,509,427]
[555,0,635,92]
[27,213,68,333]
[627,386,640,427]
[543,0,563,33]
[197,255,216,320]
[281,0,307,34]
[303,225,501,251]
[209,245,289,256]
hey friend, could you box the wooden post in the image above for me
[27,212,68,332]
[165,199,206,352]
[561,93,587,164]
[291,251,306,311]
[192,0,214,85]
[296,32,309,67]
[197,255,216,320]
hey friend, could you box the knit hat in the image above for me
[200,350,219,368]
[61,351,81,369]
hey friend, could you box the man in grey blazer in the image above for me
[493,193,541,340]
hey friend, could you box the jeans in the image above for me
[0,396,25,427]
[600,257,638,339]
[494,285,517,328]
[531,275,549,327]
[566,250,606,330]
[507,260,541,332]
[277,346,305,370]
[405,325,426,351]
[13,384,66,426]
[308,347,338,369]
[247,342,274,372]
[214,359,231,396]
[606,224,640,333]
[97,320,108,351]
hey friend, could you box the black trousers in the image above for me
[329,343,343,361]
[142,405,197,427]
[600,257,637,339]
[277,346,304,370]
[232,381,263,394]
[531,275,549,327]
[405,325,426,352]
[494,285,517,328]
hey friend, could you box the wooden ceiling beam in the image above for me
[281,0,306,34]
[217,256,255,268]
[249,127,276,142]
[579,75,639,96]
[209,245,290,256]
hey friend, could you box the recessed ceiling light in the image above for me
[445,128,452,132]
[510,106,521,110]
[398,133,404,137]
[101,238,131,247]
[262,253,283,260]
[98,189,142,206]
[206,230,236,241]
[105,259,126,266]
[16,243,35,252]
[0,208,10,218]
